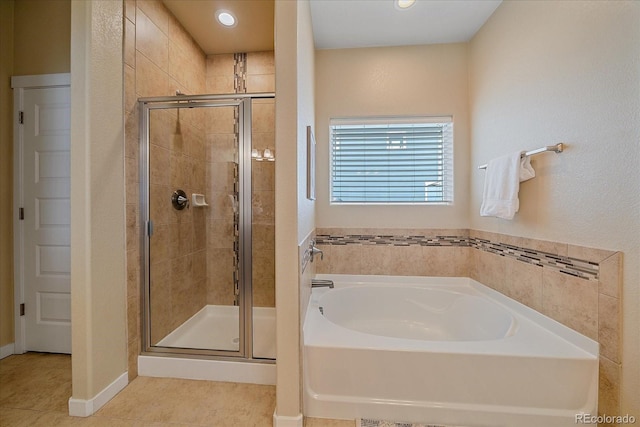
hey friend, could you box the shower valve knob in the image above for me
[171,189,189,210]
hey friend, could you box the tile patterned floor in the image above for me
[0,352,353,427]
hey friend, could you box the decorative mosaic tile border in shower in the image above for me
[315,234,599,281]
[233,52,247,93]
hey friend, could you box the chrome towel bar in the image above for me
[478,143,564,170]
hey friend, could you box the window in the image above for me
[330,116,453,204]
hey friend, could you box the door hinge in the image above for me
[19,207,24,220]
[147,220,154,237]
[20,303,25,316]
[18,111,24,124]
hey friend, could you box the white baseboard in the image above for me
[273,411,303,427]
[0,343,15,359]
[68,371,128,417]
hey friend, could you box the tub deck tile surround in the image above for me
[314,227,623,421]
[316,232,599,281]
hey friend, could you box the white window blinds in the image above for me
[330,117,453,204]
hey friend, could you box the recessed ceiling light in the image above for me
[395,0,416,10]
[216,10,236,27]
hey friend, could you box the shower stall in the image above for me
[138,93,276,363]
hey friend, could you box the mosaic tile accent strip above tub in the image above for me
[315,234,469,247]
[315,234,599,281]
[470,238,599,281]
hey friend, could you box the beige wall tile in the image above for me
[598,293,620,363]
[511,235,568,257]
[124,64,137,115]
[422,246,468,277]
[150,224,170,265]
[246,74,275,93]
[253,161,275,192]
[503,257,543,312]
[125,109,139,160]
[472,250,506,293]
[168,13,204,68]
[136,9,168,71]
[253,224,275,251]
[598,357,621,419]
[599,252,622,298]
[125,0,135,23]
[252,131,276,150]
[206,54,235,77]
[567,244,616,264]
[149,109,177,150]
[124,18,136,68]
[207,75,235,94]
[137,0,169,35]
[247,51,275,75]
[126,293,140,349]
[330,244,363,274]
[169,42,200,94]
[541,269,598,340]
[208,219,234,250]
[389,245,428,276]
[453,246,471,277]
[149,145,170,185]
[253,190,275,224]
[315,244,332,274]
[150,261,172,342]
[206,133,237,163]
[207,106,236,134]
[149,184,171,225]
[136,51,169,97]
[361,245,393,275]
[125,156,139,189]
[253,253,275,307]
[252,102,275,133]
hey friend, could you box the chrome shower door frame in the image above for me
[138,93,273,360]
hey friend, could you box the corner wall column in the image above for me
[69,0,128,416]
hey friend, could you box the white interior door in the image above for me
[18,84,71,354]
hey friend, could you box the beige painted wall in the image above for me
[70,0,127,401]
[314,43,470,229]
[469,0,640,416]
[297,1,316,241]
[0,0,15,349]
[13,0,70,75]
[0,0,71,349]
[274,0,315,420]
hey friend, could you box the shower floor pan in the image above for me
[156,304,275,359]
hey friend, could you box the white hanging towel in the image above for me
[480,151,535,220]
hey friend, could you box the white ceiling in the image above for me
[163,0,501,55]
[310,0,502,50]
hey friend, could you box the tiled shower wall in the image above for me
[124,0,276,378]
[315,227,622,420]
[205,52,276,308]
[124,0,207,379]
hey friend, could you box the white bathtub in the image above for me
[303,275,599,427]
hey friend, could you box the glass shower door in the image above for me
[143,99,248,356]
[250,97,276,359]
